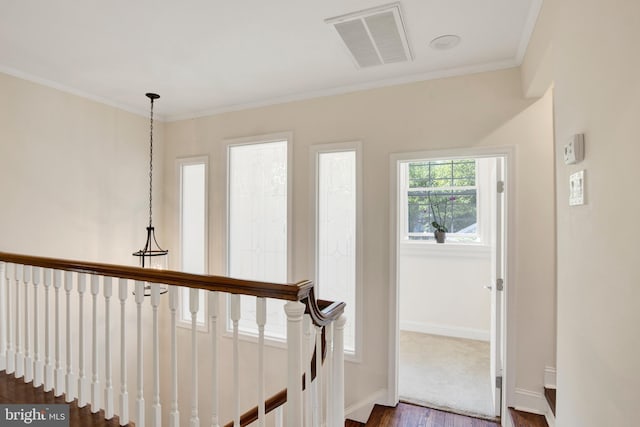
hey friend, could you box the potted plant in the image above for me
[428,195,456,243]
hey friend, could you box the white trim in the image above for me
[515,0,544,64]
[176,156,210,332]
[309,141,363,362]
[344,388,388,423]
[546,410,556,427]
[400,241,491,258]
[544,366,557,388]
[388,145,516,423]
[513,388,546,415]
[400,321,489,342]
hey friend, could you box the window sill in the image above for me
[400,240,491,258]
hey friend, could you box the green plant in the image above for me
[428,195,457,233]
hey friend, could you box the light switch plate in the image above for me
[569,170,585,206]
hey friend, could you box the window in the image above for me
[227,137,289,340]
[178,158,208,328]
[402,159,479,243]
[313,142,361,355]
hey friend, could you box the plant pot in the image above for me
[434,230,446,243]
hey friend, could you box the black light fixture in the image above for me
[133,93,168,270]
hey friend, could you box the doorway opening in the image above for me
[389,148,510,421]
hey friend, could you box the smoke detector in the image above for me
[326,2,413,69]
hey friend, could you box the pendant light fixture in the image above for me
[133,93,168,270]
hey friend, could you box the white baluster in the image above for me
[150,283,161,427]
[0,262,5,371]
[190,288,200,427]
[15,263,23,379]
[118,278,129,426]
[43,269,53,391]
[332,315,346,427]
[257,297,266,427]
[23,265,32,383]
[54,269,63,396]
[208,291,219,427]
[91,275,101,412]
[104,277,114,419]
[313,326,322,427]
[324,323,334,426]
[77,274,87,408]
[274,406,284,427]
[65,271,74,401]
[33,267,43,387]
[303,315,312,427]
[284,301,305,427]
[168,286,179,427]
[135,281,145,427]
[4,263,14,374]
[230,294,241,427]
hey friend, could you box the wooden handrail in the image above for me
[0,252,311,301]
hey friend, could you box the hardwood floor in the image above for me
[543,388,556,416]
[0,370,132,426]
[508,408,548,427]
[362,403,499,426]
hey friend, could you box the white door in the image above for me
[489,157,505,417]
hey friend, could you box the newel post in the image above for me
[332,315,347,426]
[284,300,305,427]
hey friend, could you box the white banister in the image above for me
[118,278,129,426]
[43,268,53,392]
[5,263,14,375]
[104,276,114,419]
[91,274,100,412]
[284,300,305,427]
[24,265,33,384]
[313,326,322,427]
[0,262,6,371]
[257,297,266,427]
[303,315,312,427]
[274,406,284,427]
[54,269,63,396]
[189,288,200,427]
[65,270,74,401]
[151,283,161,427]
[15,263,23,379]
[135,281,145,427]
[78,273,88,408]
[325,322,334,426]
[208,291,220,427]
[230,294,240,427]
[168,286,179,427]
[33,267,43,387]
[332,315,346,426]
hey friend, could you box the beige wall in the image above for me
[162,67,555,423]
[524,0,640,424]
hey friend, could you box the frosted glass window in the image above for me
[228,140,288,339]
[317,150,356,352]
[179,161,207,325]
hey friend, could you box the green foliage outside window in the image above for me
[407,159,478,239]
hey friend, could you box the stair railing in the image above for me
[0,252,345,427]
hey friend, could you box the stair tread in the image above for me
[509,407,548,427]
[0,370,134,426]
[544,387,556,416]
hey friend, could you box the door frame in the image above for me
[388,145,515,421]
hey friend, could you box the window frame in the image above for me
[223,132,293,344]
[176,156,209,332]
[310,141,363,361]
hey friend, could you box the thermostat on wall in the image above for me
[564,134,584,164]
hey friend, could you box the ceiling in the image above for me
[0,0,541,121]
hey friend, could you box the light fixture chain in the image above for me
[148,97,154,228]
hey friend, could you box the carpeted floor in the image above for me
[399,331,495,419]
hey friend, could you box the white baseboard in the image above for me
[545,410,556,427]
[512,388,546,415]
[400,320,489,342]
[345,388,388,423]
[544,366,557,388]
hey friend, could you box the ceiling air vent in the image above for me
[326,2,413,69]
